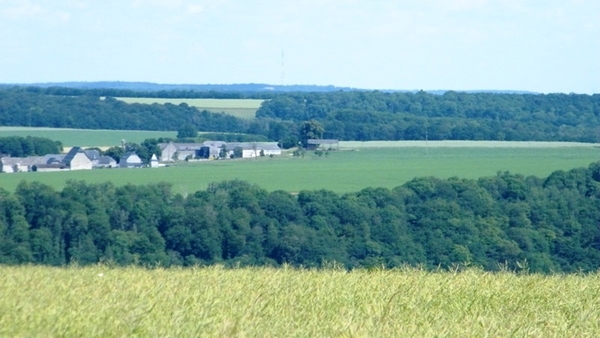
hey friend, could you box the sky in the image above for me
[0,0,599,94]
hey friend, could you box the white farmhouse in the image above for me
[120,152,143,168]
[61,147,93,170]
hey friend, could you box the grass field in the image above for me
[1,146,599,194]
[1,265,599,337]
[116,97,264,119]
[0,127,176,147]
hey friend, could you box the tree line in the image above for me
[256,91,600,142]
[2,87,600,145]
[3,163,600,273]
[0,136,63,157]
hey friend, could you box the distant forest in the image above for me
[0,87,600,144]
[3,163,600,273]
[1,86,599,143]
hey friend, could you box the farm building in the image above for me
[158,142,204,162]
[224,142,282,158]
[158,141,282,161]
[307,139,339,150]
[120,152,143,168]
[62,147,93,170]
[96,156,117,168]
[0,146,119,173]
[199,141,226,159]
[32,163,69,172]
[1,146,96,173]
[83,149,116,168]
[84,149,101,163]
[1,156,44,173]
[150,154,159,168]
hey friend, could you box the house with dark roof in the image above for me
[200,141,226,159]
[62,147,93,170]
[82,149,116,168]
[120,152,143,168]
[43,154,64,164]
[96,156,117,168]
[158,142,204,162]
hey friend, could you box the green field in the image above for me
[0,127,176,147]
[116,97,264,119]
[1,265,599,337]
[1,146,599,194]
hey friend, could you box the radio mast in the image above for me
[280,49,285,87]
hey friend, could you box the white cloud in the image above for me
[186,4,203,15]
[0,1,43,20]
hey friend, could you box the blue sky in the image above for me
[1,0,598,93]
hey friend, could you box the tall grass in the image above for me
[1,265,599,337]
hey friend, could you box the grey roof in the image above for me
[307,139,339,145]
[159,142,203,151]
[1,156,44,166]
[97,156,116,165]
[84,149,101,161]
[43,154,64,164]
[203,141,226,147]
[226,142,281,151]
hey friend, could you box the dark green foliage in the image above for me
[0,88,254,134]
[299,120,325,148]
[104,147,124,164]
[4,163,600,272]
[0,136,62,157]
[197,133,269,143]
[2,88,600,143]
[176,124,198,139]
[256,91,600,142]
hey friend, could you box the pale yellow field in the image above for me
[1,265,599,337]
[115,97,264,119]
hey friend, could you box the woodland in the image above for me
[2,164,600,273]
[2,86,600,272]
[1,87,599,145]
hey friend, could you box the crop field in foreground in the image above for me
[1,265,599,337]
[115,97,264,119]
[1,146,599,194]
[0,127,176,147]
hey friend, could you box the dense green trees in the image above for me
[4,163,600,272]
[176,124,198,139]
[0,136,62,157]
[2,87,600,144]
[256,91,600,142]
[299,120,325,148]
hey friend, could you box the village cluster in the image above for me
[0,140,282,173]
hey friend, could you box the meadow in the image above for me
[1,265,599,337]
[1,146,599,194]
[0,127,176,147]
[115,97,264,119]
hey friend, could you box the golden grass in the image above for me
[115,97,264,109]
[1,265,599,337]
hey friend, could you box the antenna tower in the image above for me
[280,49,285,87]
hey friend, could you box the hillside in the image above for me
[3,163,600,272]
[0,87,598,143]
